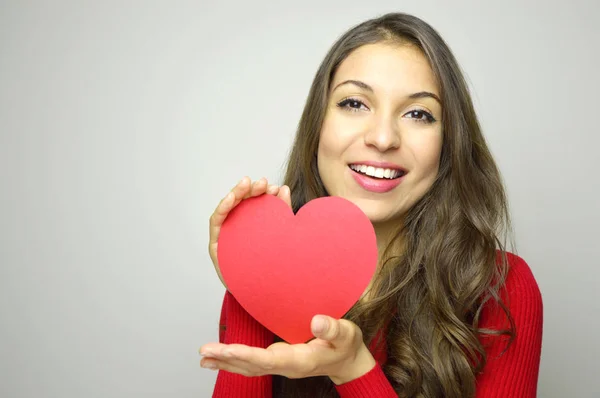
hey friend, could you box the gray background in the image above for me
[1,1,598,397]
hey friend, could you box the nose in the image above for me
[363,114,401,152]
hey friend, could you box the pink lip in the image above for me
[349,166,406,193]
[349,160,407,172]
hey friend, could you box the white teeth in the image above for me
[349,164,404,179]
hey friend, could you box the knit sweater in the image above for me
[211,252,543,397]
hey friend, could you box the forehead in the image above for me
[332,43,439,96]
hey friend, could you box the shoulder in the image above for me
[496,251,543,311]
[481,251,543,331]
[475,252,544,394]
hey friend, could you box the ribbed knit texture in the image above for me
[211,252,543,397]
[213,292,275,397]
[474,252,544,397]
[335,362,397,397]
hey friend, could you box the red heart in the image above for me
[217,194,378,344]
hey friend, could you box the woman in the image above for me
[200,12,543,398]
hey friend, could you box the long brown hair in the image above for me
[274,12,515,397]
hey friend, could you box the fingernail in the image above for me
[201,349,215,358]
[202,362,217,370]
[312,316,327,334]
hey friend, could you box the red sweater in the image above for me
[211,252,543,397]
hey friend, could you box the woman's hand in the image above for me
[208,176,291,289]
[199,314,377,385]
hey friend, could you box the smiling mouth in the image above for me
[348,164,406,180]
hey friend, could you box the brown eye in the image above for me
[404,109,436,124]
[337,98,369,112]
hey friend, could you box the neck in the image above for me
[373,219,403,260]
[359,219,404,304]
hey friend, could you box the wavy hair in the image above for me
[273,12,515,398]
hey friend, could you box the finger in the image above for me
[230,176,252,205]
[311,316,359,347]
[201,358,264,377]
[209,177,249,230]
[208,191,236,245]
[208,177,251,244]
[216,342,299,374]
[208,342,323,379]
[246,177,268,198]
[266,184,279,195]
[201,352,282,376]
[277,185,292,209]
[200,343,273,362]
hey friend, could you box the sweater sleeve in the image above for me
[335,362,397,397]
[212,290,275,398]
[475,252,544,398]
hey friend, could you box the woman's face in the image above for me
[317,42,444,230]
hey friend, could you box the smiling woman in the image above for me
[201,12,542,398]
[318,43,443,230]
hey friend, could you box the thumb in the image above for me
[311,315,356,346]
[277,185,292,209]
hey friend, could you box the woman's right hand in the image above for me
[208,176,292,289]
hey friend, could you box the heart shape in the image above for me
[217,194,378,344]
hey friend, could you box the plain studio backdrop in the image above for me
[1,1,598,397]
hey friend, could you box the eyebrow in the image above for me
[332,79,442,105]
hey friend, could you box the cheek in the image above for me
[317,115,355,194]
[423,144,442,176]
[317,115,349,163]
[416,133,442,171]
[316,127,334,182]
[316,128,332,171]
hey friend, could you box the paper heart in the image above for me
[217,194,378,344]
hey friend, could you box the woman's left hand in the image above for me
[199,314,377,385]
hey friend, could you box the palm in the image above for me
[262,338,341,378]
[268,338,333,355]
